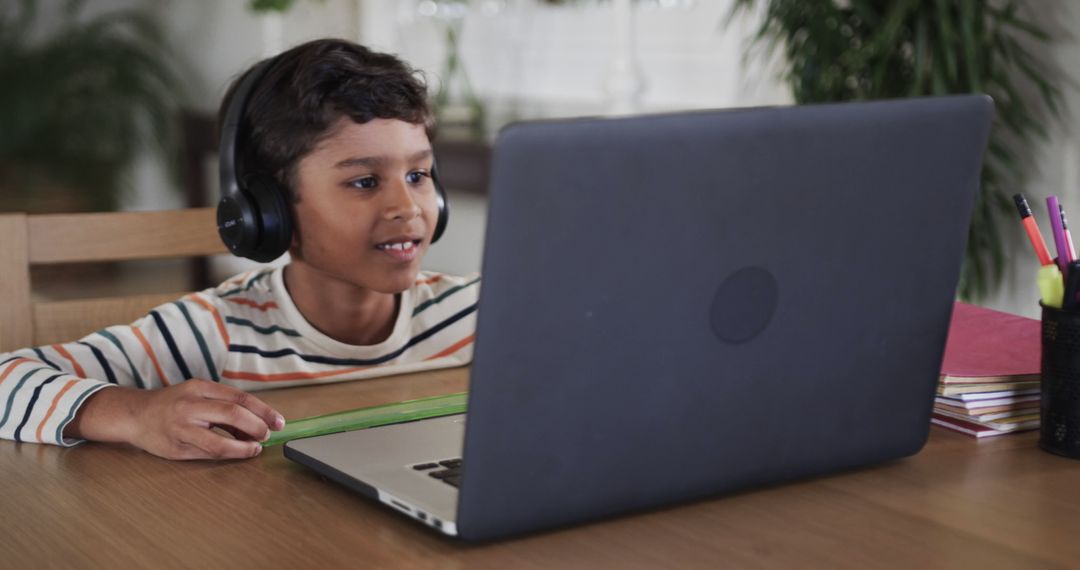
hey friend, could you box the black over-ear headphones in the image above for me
[217,56,449,262]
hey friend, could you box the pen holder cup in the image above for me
[1040,304,1080,458]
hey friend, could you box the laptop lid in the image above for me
[456,96,993,540]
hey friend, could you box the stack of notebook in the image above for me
[931,303,1041,438]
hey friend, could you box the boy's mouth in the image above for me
[375,239,421,262]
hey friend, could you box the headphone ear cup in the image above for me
[217,190,260,258]
[431,164,449,244]
[244,174,294,262]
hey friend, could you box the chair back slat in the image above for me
[32,293,187,347]
[27,208,226,264]
[0,208,226,352]
[0,214,33,352]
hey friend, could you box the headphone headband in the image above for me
[218,57,278,198]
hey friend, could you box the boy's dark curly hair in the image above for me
[218,39,434,202]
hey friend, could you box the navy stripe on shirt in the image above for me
[225,316,301,337]
[412,277,480,317]
[151,310,193,381]
[0,367,55,431]
[32,348,60,370]
[175,302,220,382]
[228,303,478,366]
[77,341,118,384]
[96,330,146,390]
[14,373,64,443]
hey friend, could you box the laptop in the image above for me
[285,95,993,541]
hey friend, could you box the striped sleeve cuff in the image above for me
[54,381,116,447]
[0,363,115,447]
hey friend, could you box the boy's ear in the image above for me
[288,201,300,247]
[286,234,303,262]
[289,224,300,250]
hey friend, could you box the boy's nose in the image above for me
[382,179,422,221]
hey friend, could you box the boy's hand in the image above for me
[66,380,286,461]
[132,380,285,460]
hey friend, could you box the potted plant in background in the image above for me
[730,0,1069,301]
[0,0,183,214]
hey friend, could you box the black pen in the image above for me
[1064,260,1080,310]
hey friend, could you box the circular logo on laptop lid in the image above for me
[710,267,779,344]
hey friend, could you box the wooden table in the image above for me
[3,367,1078,568]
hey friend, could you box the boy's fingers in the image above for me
[212,423,256,441]
[180,427,262,460]
[194,401,272,442]
[191,381,285,430]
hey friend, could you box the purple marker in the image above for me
[1048,195,1072,275]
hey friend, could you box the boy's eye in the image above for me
[406,171,430,184]
[349,176,377,190]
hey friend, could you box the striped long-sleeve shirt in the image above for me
[0,266,480,447]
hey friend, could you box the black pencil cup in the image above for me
[1040,304,1080,458]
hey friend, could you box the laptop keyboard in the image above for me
[412,458,463,488]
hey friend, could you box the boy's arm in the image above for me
[0,293,282,455]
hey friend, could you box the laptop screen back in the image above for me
[457,96,992,541]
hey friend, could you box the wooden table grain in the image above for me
[3,366,1078,569]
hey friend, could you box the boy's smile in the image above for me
[374,239,420,261]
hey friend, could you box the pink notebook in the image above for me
[939,303,1040,384]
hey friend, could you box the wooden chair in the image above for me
[0,208,227,352]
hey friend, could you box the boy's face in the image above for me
[290,117,439,294]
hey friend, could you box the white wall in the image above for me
[388,1,790,114]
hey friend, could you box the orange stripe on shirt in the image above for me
[425,334,476,361]
[0,358,35,384]
[35,379,79,443]
[226,298,279,311]
[186,293,231,346]
[51,345,87,378]
[222,366,370,383]
[132,328,170,387]
[415,274,444,286]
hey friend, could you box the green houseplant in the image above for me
[0,0,183,213]
[730,0,1067,301]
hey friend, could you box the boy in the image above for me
[0,39,479,460]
